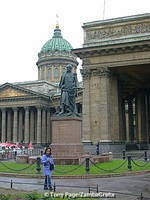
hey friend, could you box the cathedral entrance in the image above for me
[74,13,150,151]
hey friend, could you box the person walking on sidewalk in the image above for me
[41,147,54,190]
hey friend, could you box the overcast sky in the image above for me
[0,0,150,84]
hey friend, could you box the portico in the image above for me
[0,83,51,144]
[73,13,150,150]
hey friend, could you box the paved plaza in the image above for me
[0,173,149,199]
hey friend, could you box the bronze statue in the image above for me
[58,64,78,116]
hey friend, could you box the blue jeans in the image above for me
[44,175,51,189]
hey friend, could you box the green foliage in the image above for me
[24,192,39,200]
[0,160,149,175]
[0,161,37,174]
[0,193,11,200]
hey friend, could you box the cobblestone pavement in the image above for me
[0,173,149,199]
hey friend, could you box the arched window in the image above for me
[47,68,52,79]
[62,67,66,73]
[54,67,59,78]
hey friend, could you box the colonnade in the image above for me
[81,66,150,146]
[121,90,150,144]
[0,106,51,144]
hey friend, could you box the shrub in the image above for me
[24,192,39,200]
[0,193,11,200]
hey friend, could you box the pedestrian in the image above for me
[41,147,54,190]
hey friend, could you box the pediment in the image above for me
[0,87,28,98]
[0,83,42,98]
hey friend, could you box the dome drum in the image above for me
[37,56,78,66]
[38,50,77,59]
[37,25,78,83]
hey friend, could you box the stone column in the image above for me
[34,111,37,142]
[135,95,141,142]
[81,67,120,144]
[106,70,120,142]
[148,93,150,143]
[38,67,40,80]
[135,93,147,142]
[127,98,134,142]
[42,107,46,144]
[97,68,111,142]
[97,67,119,142]
[46,108,51,143]
[119,99,126,141]
[30,109,35,143]
[18,109,23,142]
[13,107,18,143]
[7,109,12,142]
[92,67,120,152]
[38,67,43,80]
[42,68,44,80]
[24,107,30,143]
[36,106,42,144]
[145,92,150,143]
[118,82,126,141]
[89,69,101,143]
[125,101,130,142]
[1,108,6,142]
[44,66,47,80]
[80,68,91,143]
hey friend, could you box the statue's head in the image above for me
[66,64,73,72]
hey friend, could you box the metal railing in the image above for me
[0,179,148,199]
[0,151,149,175]
[0,152,149,199]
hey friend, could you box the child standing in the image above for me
[41,147,54,190]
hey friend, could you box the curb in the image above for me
[0,170,149,179]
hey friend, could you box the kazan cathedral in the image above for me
[0,13,150,152]
[0,24,82,145]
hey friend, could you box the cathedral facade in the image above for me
[0,13,150,152]
[74,13,150,151]
[0,25,80,145]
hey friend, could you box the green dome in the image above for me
[41,26,73,51]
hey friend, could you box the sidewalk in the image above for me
[0,173,150,200]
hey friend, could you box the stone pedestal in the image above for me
[50,116,84,157]
[16,155,29,163]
